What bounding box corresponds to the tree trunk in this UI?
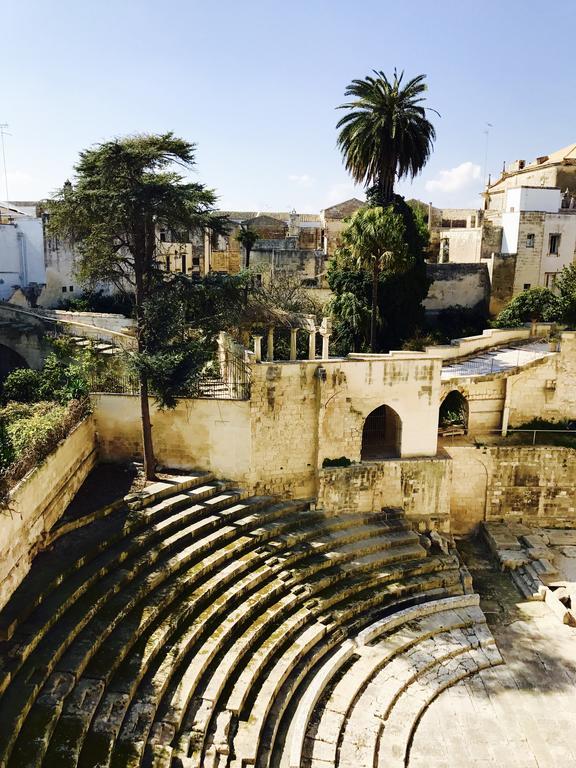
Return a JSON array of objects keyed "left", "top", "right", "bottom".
[
  {"left": 134, "top": 225, "right": 156, "bottom": 481},
  {"left": 243, "top": 245, "right": 252, "bottom": 307},
  {"left": 370, "top": 259, "right": 379, "bottom": 352}
]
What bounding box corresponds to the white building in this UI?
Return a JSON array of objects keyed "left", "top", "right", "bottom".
[
  {"left": 499, "top": 186, "right": 576, "bottom": 292},
  {"left": 0, "top": 203, "right": 46, "bottom": 302}
]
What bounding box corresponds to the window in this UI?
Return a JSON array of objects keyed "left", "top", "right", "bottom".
[
  {"left": 523, "top": 283, "right": 531, "bottom": 290},
  {"left": 160, "top": 230, "right": 167, "bottom": 243},
  {"left": 69, "top": 286, "right": 74, "bottom": 292},
  {"left": 545, "top": 272, "right": 557, "bottom": 288},
  {"left": 165, "top": 255, "right": 171, "bottom": 272},
  {"left": 62, "top": 286, "right": 67, "bottom": 293},
  {"left": 192, "top": 257, "right": 200, "bottom": 266},
  {"left": 549, "top": 234, "right": 561, "bottom": 255},
  {"left": 181, "top": 253, "right": 187, "bottom": 273},
  {"left": 526, "top": 233, "right": 535, "bottom": 248}
]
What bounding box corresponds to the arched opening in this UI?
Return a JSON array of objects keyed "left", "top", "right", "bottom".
[
  {"left": 439, "top": 390, "right": 469, "bottom": 434},
  {"left": 361, "top": 405, "right": 402, "bottom": 460},
  {"left": 0, "top": 344, "right": 30, "bottom": 384}
]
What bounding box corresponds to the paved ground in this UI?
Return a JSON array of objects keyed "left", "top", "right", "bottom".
[
  {"left": 408, "top": 541, "right": 576, "bottom": 767},
  {"left": 441, "top": 341, "right": 553, "bottom": 381}
]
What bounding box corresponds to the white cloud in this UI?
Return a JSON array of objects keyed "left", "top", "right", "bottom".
[
  {"left": 425, "top": 162, "right": 481, "bottom": 194},
  {"left": 1, "top": 169, "right": 46, "bottom": 201},
  {"left": 325, "top": 181, "right": 363, "bottom": 205},
  {"left": 288, "top": 173, "right": 314, "bottom": 188}
]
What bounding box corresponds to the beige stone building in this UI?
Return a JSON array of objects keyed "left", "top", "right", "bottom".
[{"left": 429, "top": 144, "right": 576, "bottom": 310}]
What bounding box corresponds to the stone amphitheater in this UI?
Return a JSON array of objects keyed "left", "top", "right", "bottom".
[
  {"left": 0, "top": 471, "right": 502, "bottom": 768},
  {"left": 2, "top": 315, "right": 576, "bottom": 766}
]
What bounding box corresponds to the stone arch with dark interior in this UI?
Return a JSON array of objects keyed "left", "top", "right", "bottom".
[
  {"left": 360, "top": 404, "right": 402, "bottom": 460},
  {"left": 0, "top": 344, "right": 29, "bottom": 384},
  {"left": 439, "top": 389, "right": 469, "bottom": 433}
]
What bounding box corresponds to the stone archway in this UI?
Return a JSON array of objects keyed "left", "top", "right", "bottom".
[
  {"left": 0, "top": 344, "right": 29, "bottom": 383},
  {"left": 361, "top": 405, "right": 402, "bottom": 460},
  {"left": 439, "top": 390, "right": 469, "bottom": 433}
]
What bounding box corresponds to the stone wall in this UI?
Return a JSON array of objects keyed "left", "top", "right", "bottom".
[
  {"left": 487, "top": 253, "right": 516, "bottom": 314},
  {"left": 92, "top": 395, "right": 252, "bottom": 483},
  {"left": 318, "top": 457, "right": 452, "bottom": 532},
  {"left": 424, "top": 263, "right": 489, "bottom": 314},
  {"left": 504, "top": 333, "right": 576, "bottom": 428},
  {"left": 447, "top": 445, "right": 576, "bottom": 533},
  {"left": 0, "top": 417, "right": 97, "bottom": 612},
  {"left": 247, "top": 355, "right": 443, "bottom": 497}
]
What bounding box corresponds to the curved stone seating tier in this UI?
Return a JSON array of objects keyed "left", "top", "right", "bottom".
[{"left": 0, "top": 474, "right": 497, "bottom": 768}]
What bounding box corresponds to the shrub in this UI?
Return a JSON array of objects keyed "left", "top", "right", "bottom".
[
  {"left": 493, "top": 288, "right": 562, "bottom": 328},
  {"left": 322, "top": 456, "right": 353, "bottom": 468},
  {"left": 2, "top": 368, "right": 43, "bottom": 403},
  {"left": 0, "top": 419, "right": 15, "bottom": 470}
]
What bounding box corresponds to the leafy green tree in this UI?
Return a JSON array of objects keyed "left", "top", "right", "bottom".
[
  {"left": 48, "top": 133, "right": 226, "bottom": 478},
  {"left": 327, "top": 211, "right": 430, "bottom": 354},
  {"left": 336, "top": 70, "right": 437, "bottom": 206},
  {"left": 493, "top": 287, "right": 562, "bottom": 328},
  {"left": 555, "top": 264, "right": 576, "bottom": 327},
  {"left": 2, "top": 369, "right": 43, "bottom": 403},
  {"left": 236, "top": 226, "right": 260, "bottom": 270},
  {"left": 338, "top": 206, "right": 408, "bottom": 351}
]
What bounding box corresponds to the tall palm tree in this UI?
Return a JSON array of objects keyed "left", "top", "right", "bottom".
[
  {"left": 340, "top": 206, "right": 408, "bottom": 351},
  {"left": 236, "top": 226, "right": 259, "bottom": 270},
  {"left": 337, "top": 70, "right": 437, "bottom": 205}
]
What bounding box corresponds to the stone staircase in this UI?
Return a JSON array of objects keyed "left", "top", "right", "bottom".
[{"left": 0, "top": 474, "right": 500, "bottom": 768}]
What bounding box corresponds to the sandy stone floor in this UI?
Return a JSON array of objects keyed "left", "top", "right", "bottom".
[{"left": 408, "top": 546, "right": 576, "bottom": 767}]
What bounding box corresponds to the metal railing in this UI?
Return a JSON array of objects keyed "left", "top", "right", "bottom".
[
  {"left": 438, "top": 428, "right": 576, "bottom": 448},
  {"left": 90, "top": 352, "right": 252, "bottom": 401},
  {"left": 441, "top": 344, "right": 554, "bottom": 380}
]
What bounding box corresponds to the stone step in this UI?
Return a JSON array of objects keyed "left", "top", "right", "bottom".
[
  {"left": 338, "top": 631, "right": 501, "bottom": 768},
  {"left": 0, "top": 478, "right": 482, "bottom": 768},
  {"left": 375, "top": 644, "right": 503, "bottom": 768},
  {"left": 0, "top": 492, "right": 280, "bottom": 763},
  {"left": 304, "top": 603, "right": 487, "bottom": 768},
  {"left": 117, "top": 529, "right": 425, "bottom": 763},
  {"left": 0, "top": 472, "right": 217, "bottom": 642},
  {"left": 0, "top": 486, "right": 245, "bottom": 697},
  {"left": 38, "top": 501, "right": 319, "bottom": 766},
  {"left": 7, "top": 499, "right": 310, "bottom": 768},
  {"left": 287, "top": 640, "right": 357, "bottom": 768},
  {"left": 228, "top": 568, "right": 464, "bottom": 768}
]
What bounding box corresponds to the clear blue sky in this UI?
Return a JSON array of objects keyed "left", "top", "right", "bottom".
[{"left": 2, "top": 0, "right": 573, "bottom": 212}]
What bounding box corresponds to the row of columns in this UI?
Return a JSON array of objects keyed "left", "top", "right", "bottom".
[{"left": 252, "top": 320, "right": 332, "bottom": 362}]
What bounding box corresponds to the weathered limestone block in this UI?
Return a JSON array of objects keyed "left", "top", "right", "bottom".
[{"left": 497, "top": 549, "right": 530, "bottom": 570}]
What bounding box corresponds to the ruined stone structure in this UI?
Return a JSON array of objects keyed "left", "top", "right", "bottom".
[{"left": 1, "top": 307, "right": 576, "bottom": 766}]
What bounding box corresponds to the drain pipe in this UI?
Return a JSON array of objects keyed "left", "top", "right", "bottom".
[{"left": 17, "top": 229, "right": 28, "bottom": 287}]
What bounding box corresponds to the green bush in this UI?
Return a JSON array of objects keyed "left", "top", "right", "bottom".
[
  {"left": 0, "top": 419, "right": 15, "bottom": 470},
  {"left": 493, "top": 288, "right": 562, "bottom": 328},
  {"left": 2, "top": 368, "right": 43, "bottom": 403},
  {"left": 322, "top": 456, "right": 353, "bottom": 468},
  {"left": 1, "top": 401, "right": 69, "bottom": 460}
]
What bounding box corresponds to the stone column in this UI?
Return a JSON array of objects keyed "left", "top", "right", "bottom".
[
  {"left": 319, "top": 317, "right": 332, "bottom": 360},
  {"left": 308, "top": 329, "right": 316, "bottom": 360},
  {"left": 267, "top": 327, "right": 274, "bottom": 362},
  {"left": 290, "top": 328, "right": 298, "bottom": 361},
  {"left": 252, "top": 335, "right": 263, "bottom": 362},
  {"left": 321, "top": 332, "right": 330, "bottom": 360}
]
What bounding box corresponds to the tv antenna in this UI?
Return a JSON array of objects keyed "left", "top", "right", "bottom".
[
  {"left": 482, "top": 122, "right": 494, "bottom": 188},
  {"left": 0, "top": 124, "right": 10, "bottom": 203}
]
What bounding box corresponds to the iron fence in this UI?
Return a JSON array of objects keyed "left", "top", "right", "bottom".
[
  {"left": 90, "top": 353, "right": 252, "bottom": 401},
  {"left": 438, "top": 428, "right": 576, "bottom": 448}
]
